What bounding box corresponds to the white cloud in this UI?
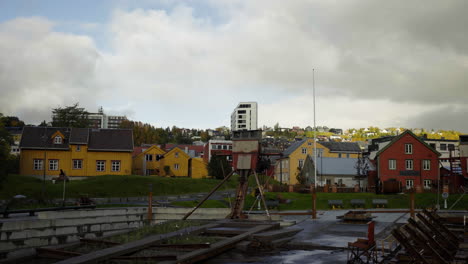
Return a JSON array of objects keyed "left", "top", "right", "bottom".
[
  {"left": 0, "top": 17, "right": 101, "bottom": 123},
  {"left": 1, "top": 1, "right": 468, "bottom": 131}
]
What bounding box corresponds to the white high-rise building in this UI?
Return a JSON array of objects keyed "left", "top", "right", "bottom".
[{"left": 230, "top": 102, "right": 258, "bottom": 131}]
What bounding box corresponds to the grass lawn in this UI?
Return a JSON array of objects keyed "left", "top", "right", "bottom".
[
  {"left": 172, "top": 192, "right": 468, "bottom": 211},
  {"left": 0, "top": 174, "right": 243, "bottom": 200}
]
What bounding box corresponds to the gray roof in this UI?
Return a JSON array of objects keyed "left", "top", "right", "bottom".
[
  {"left": 282, "top": 139, "right": 306, "bottom": 157},
  {"left": 20, "top": 127, "right": 133, "bottom": 152},
  {"left": 20, "top": 127, "right": 70, "bottom": 150},
  {"left": 316, "top": 157, "right": 358, "bottom": 176},
  {"left": 70, "top": 128, "right": 89, "bottom": 144},
  {"left": 319, "top": 142, "right": 361, "bottom": 153}
]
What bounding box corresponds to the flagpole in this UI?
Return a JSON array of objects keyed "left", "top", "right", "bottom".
[{"left": 313, "top": 69, "right": 317, "bottom": 187}]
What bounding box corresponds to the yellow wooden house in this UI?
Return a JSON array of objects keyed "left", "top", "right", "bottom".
[
  {"left": 274, "top": 138, "right": 362, "bottom": 185},
  {"left": 20, "top": 127, "right": 133, "bottom": 178},
  {"left": 132, "top": 145, "right": 166, "bottom": 176},
  {"left": 132, "top": 145, "right": 208, "bottom": 178}
]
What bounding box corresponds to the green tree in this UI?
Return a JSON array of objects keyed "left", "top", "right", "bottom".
[
  {"left": 0, "top": 114, "right": 14, "bottom": 188},
  {"left": 0, "top": 116, "right": 25, "bottom": 127},
  {"left": 207, "top": 155, "right": 232, "bottom": 179},
  {"left": 52, "top": 103, "right": 90, "bottom": 128}
]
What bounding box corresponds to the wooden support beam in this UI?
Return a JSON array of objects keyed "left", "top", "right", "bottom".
[
  {"left": 407, "top": 218, "right": 454, "bottom": 259},
  {"left": 54, "top": 222, "right": 220, "bottom": 264},
  {"left": 36, "top": 248, "right": 81, "bottom": 260},
  {"left": 79, "top": 238, "right": 120, "bottom": 246},
  {"left": 391, "top": 228, "right": 429, "bottom": 264},
  {"left": 402, "top": 224, "right": 448, "bottom": 263},
  {"left": 176, "top": 223, "right": 279, "bottom": 264}
]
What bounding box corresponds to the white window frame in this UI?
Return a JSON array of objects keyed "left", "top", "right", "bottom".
[
  {"left": 298, "top": 159, "right": 304, "bottom": 168},
  {"left": 406, "top": 179, "right": 414, "bottom": 189},
  {"left": 423, "top": 160, "right": 430, "bottom": 170},
  {"left": 145, "top": 154, "right": 152, "bottom": 161},
  {"left": 111, "top": 160, "right": 121, "bottom": 172},
  {"left": 405, "top": 159, "right": 413, "bottom": 170},
  {"left": 301, "top": 148, "right": 307, "bottom": 154},
  {"left": 405, "top": 144, "right": 413, "bottom": 154},
  {"left": 175, "top": 152, "right": 179, "bottom": 158},
  {"left": 73, "top": 159, "right": 82, "bottom": 169},
  {"left": 174, "top": 163, "right": 180, "bottom": 170},
  {"left": 54, "top": 136, "right": 62, "bottom": 144},
  {"left": 76, "top": 145, "right": 81, "bottom": 151},
  {"left": 423, "top": 179, "right": 431, "bottom": 189},
  {"left": 34, "top": 159, "right": 43, "bottom": 170},
  {"left": 49, "top": 159, "right": 58, "bottom": 171},
  {"left": 96, "top": 160, "right": 105, "bottom": 172},
  {"left": 389, "top": 159, "right": 396, "bottom": 170}
]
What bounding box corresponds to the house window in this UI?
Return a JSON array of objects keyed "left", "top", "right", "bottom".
[
  {"left": 423, "top": 179, "right": 431, "bottom": 189},
  {"left": 73, "top": 159, "right": 82, "bottom": 169},
  {"left": 96, "top": 160, "right": 105, "bottom": 172},
  {"left": 301, "top": 148, "right": 307, "bottom": 154},
  {"left": 145, "top": 154, "right": 153, "bottom": 161},
  {"left": 405, "top": 144, "right": 413, "bottom": 154},
  {"left": 406, "top": 179, "right": 414, "bottom": 189},
  {"left": 298, "top": 159, "right": 304, "bottom": 168},
  {"left": 54, "top": 136, "right": 62, "bottom": 144},
  {"left": 423, "top": 160, "right": 430, "bottom": 170},
  {"left": 76, "top": 145, "right": 81, "bottom": 151},
  {"left": 49, "top": 160, "right": 58, "bottom": 171},
  {"left": 405, "top": 159, "right": 413, "bottom": 170},
  {"left": 429, "top": 143, "right": 436, "bottom": 150},
  {"left": 338, "top": 153, "right": 342, "bottom": 158},
  {"left": 175, "top": 152, "right": 179, "bottom": 158},
  {"left": 308, "top": 142, "right": 312, "bottom": 146},
  {"left": 111, "top": 161, "right": 121, "bottom": 172},
  {"left": 346, "top": 154, "right": 350, "bottom": 158},
  {"left": 448, "top": 144, "right": 455, "bottom": 151},
  {"left": 174, "top": 163, "right": 180, "bottom": 170},
  {"left": 33, "top": 159, "right": 43, "bottom": 170},
  {"left": 389, "top": 159, "right": 396, "bottom": 170},
  {"left": 440, "top": 144, "right": 447, "bottom": 151},
  {"left": 223, "top": 145, "right": 227, "bottom": 150},
  {"left": 314, "top": 148, "right": 323, "bottom": 157}
]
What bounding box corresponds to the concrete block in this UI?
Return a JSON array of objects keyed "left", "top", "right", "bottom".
[
  {"left": 66, "top": 235, "right": 80, "bottom": 243},
  {"left": 0, "top": 241, "right": 17, "bottom": 252},
  {"left": 55, "top": 227, "right": 77, "bottom": 236},
  {"left": 101, "top": 223, "right": 112, "bottom": 231},
  {"left": 49, "top": 237, "right": 58, "bottom": 245},
  {"left": 1, "top": 219, "right": 52, "bottom": 231},
  {"left": 90, "top": 225, "right": 101, "bottom": 232},
  {"left": 84, "top": 233, "right": 96, "bottom": 239},
  {"left": 24, "top": 237, "right": 49, "bottom": 248}
]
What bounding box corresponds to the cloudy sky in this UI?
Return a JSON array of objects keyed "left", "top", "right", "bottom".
[{"left": 1, "top": 0, "right": 467, "bottom": 131}]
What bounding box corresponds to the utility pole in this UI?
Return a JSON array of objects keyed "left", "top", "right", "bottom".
[{"left": 313, "top": 69, "right": 317, "bottom": 187}]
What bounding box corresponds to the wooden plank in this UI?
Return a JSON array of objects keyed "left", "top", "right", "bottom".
[
  {"left": 36, "top": 248, "right": 81, "bottom": 259},
  {"left": 80, "top": 238, "right": 120, "bottom": 246},
  {"left": 176, "top": 223, "right": 279, "bottom": 264},
  {"left": 113, "top": 255, "right": 177, "bottom": 261},
  {"left": 151, "top": 243, "right": 211, "bottom": 249},
  {"left": 54, "top": 222, "right": 220, "bottom": 264},
  {"left": 252, "top": 227, "right": 302, "bottom": 242},
  {"left": 204, "top": 227, "right": 249, "bottom": 236}
]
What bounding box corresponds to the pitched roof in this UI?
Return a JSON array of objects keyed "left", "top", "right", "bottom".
[
  {"left": 20, "top": 127, "right": 133, "bottom": 152},
  {"left": 375, "top": 130, "right": 441, "bottom": 157},
  {"left": 316, "top": 157, "right": 359, "bottom": 176},
  {"left": 88, "top": 129, "right": 133, "bottom": 151},
  {"left": 20, "top": 127, "right": 70, "bottom": 150},
  {"left": 282, "top": 139, "right": 306, "bottom": 157},
  {"left": 69, "top": 128, "right": 89, "bottom": 144},
  {"left": 319, "top": 142, "right": 361, "bottom": 153}
]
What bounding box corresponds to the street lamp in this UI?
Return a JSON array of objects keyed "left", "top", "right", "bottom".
[{"left": 41, "top": 127, "right": 47, "bottom": 200}]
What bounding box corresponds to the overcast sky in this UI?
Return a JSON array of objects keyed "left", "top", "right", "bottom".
[{"left": 1, "top": 0, "right": 467, "bottom": 131}]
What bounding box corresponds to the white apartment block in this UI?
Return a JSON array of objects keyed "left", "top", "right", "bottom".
[{"left": 230, "top": 102, "right": 258, "bottom": 131}]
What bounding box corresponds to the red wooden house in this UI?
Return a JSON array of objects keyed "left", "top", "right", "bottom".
[{"left": 374, "top": 130, "right": 441, "bottom": 191}]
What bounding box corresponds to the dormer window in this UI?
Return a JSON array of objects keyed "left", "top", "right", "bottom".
[{"left": 54, "top": 136, "right": 62, "bottom": 144}]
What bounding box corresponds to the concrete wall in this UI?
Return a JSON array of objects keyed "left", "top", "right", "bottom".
[{"left": 0, "top": 207, "right": 234, "bottom": 259}]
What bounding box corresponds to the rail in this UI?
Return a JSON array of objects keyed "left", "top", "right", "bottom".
[{"left": 2, "top": 205, "right": 96, "bottom": 218}]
